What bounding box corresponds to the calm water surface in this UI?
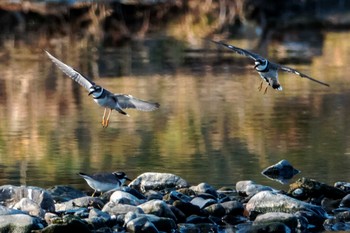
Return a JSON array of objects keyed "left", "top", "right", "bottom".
[{"left": 0, "top": 32, "right": 349, "bottom": 192}]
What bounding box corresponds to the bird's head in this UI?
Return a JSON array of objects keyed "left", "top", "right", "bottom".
[
  {"left": 113, "top": 172, "right": 132, "bottom": 184},
  {"left": 88, "top": 85, "right": 103, "bottom": 97},
  {"left": 254, "top": 59, "right": 268, "bottom": 71}
]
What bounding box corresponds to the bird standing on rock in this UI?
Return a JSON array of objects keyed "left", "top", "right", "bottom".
[
  {"left": 45, "top": 51, "right": 160, "bottom": 127},
  {"left": 210, "top": 40, "right": 330, "bottom": 93},
  {"left": 79, "top": 171, "right": 131, "bottom": 196}
]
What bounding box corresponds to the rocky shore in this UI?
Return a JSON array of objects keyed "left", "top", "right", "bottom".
[{"left": 0, "top": 172, "right": 350, "bottom": 233}]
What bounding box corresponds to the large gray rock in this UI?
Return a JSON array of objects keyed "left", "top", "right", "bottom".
[
  {"left": 129, "top": 172, "right": 189, "bottom": 192},
  {"left": 139, "top": 200, "right": 177, "bottom": 221},
  {"left": 246, "top": 191, "right": 327, "bottom": 218},
  {"left": 0, "top": 214, "right": 44, "bottom": 233},
  {"left": 14, "top": 198, "right": 45, "bottom": 218},
  {"left": 0, "top": 185, "right": 54, "bottom": 212}
]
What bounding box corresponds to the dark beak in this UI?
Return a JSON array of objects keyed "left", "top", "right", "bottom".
[
  {"left": 254, "top": 63, "right": 259, "bottom": 69},
  {"left": 125, "top": 176, "right": 132, "bottom": 181},
  {"left": 88, "top": 90, "right": 95, "bottom": 96}
]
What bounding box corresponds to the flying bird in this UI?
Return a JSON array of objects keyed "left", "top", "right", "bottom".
[
  {"left": 210, "top": 40, "right": 329, "bottom": 93},
  {"left": 45, "top": 51, "right": 160, "bottom": 127}
]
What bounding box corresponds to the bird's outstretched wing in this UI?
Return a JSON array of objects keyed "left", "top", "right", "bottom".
[
  {"left": 45, "top": 50, "right": 95, "bottom": 91},
  {"left": 210, "top": 40, "right": 265, "bottom": 61},
  {"left": 277, "top": 64, "right": 330, "bottom": 87},
  {"left": 115, "top": 94, "right": 160, "bottom": 111}
]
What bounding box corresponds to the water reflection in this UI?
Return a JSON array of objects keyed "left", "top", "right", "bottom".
[{"left": 0, "top": 32, "right": 349, "bottom": 192}]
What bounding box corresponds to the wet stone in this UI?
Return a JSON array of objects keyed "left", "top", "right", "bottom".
[
  {"left": 334, "top": 182, "right": 350, "bottom": 193},
  {"left": 186, "top": 215, "right": 214, "bottom": 224},
  {"left": 168, "top": 190, "right": 192, "bottom": 203},
  {"left": 246, "top": 191, "right": 328, "bottom": 219},
  {"left": 0, "top": 185, "right": 55, "bottom": 212},
  {"left": 47, "top": 185, "right": 86, "bottom": 202},
  {"left": 88, "top": 208, "right": 111, "bottom": 221},
  {"left": 177, "top": 188, "right": 196, "bottom": 197},
  {"left": 253, "top": 212, "right": 305, "bottom": 231},
  {"left": 110, "top": 190, "right": 142, "bottom": 205},
  {"left": 122, "top": 187, "right": 147, "bottom": 200},
  {"left": 261, "top": 159, "right": 300, "bottom": 184},
  {"left": 190, "top": 196, "right": 216, "bottom": 209},
  {"left": 323, "top": 216, "right": 350, "bottom": 232},
  {"left": 237, "top": 222, "right": 292, "bottom": 233},
  {"left": 235, "top": 180, "right": 275, "bottom": 197},
  {"left": 128, "top": 172, "right": 189, "bottom": 192},
  {"left": 14, "top": 197, "right": 45, "bottom": 218},
  {"left": 169, "top": 205, "right": 186, "bottom": 222},
  {"left": 0, "top": 214, "right": 45, "bottom": 233},
  {"left": 204, "top": 203, "right": 225, "bottom": 217},
  {"left": 0, "top": 205, "right": 25, "bottom": 215},
  {"left": 45, "top": 212, "right": 60, "bottom": 225},
  {"left": 40, "top": 218, "right": 91, "bottom": 233},
  {"left": 288, "top": 177, "right": 347, "bottom": 200},
  {"left": 55, "top": 196, "right": 104, "bottom": 211},
  {"left": 173, "top": 200, "right": 201, "bottom": 217},
  {"left": 102, "top": 202, "right": 143, "bottom": 216},
  {"left": 124, "top": 212, "right": 176, "bottom": 232},
  {"left": 340, "top": 194, "right": 350, "bottom": 208},
  {"left": 220, "top": 200, "right": 244, "bottom": 216},
  {"left": 222, "top": 215, "right": 247, "bottom": 225},
  {"left": 125, "top": 216, "right": 159, "bottom": 233},
  {"left": 190, "top": 183, "right": 218, "bottom": 198},
  {"left": 138, "top": 199, "right": 177, "bottom": 221},
  {"left": 178, "top": 223, "right": 218, "bottom": 233},
  {"left": 321, "top": 197, "right": 341, "bottom": 212},
  {"left": 145, "top": 190, "right": 163, "bottom": 201}
]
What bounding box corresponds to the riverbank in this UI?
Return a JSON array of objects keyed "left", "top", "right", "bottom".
[
  {"left": 0, "top": 172, "right": 349, "bottom": 232},
  {"left": 0, "top": 0, "right": 349, "bottom": 47}
]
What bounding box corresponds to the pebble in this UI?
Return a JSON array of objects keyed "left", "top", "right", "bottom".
[{"left": 0, "top": 172, "right": 349, "bottom": 232}]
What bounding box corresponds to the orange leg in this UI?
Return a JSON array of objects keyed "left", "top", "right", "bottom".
[
  {"left": 258, "top": 81, "right": 263, "bottom": 91},
  {"left": 264, "top": 85, "right": 268, "bottom": 94},
  {"left": 102, "top": 108, "right": 107, "bottom": 127},
  {"left": 103, "top": 109, "right": 112, "bottom": 128}
]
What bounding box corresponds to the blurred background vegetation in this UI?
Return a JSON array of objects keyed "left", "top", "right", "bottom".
[{"left": 0, "top": 0, "right": 349, "bottom": 48}]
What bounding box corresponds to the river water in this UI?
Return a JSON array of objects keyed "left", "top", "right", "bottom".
[{"left": 0, "top": 31, "right": 349, "bottom": 192}]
